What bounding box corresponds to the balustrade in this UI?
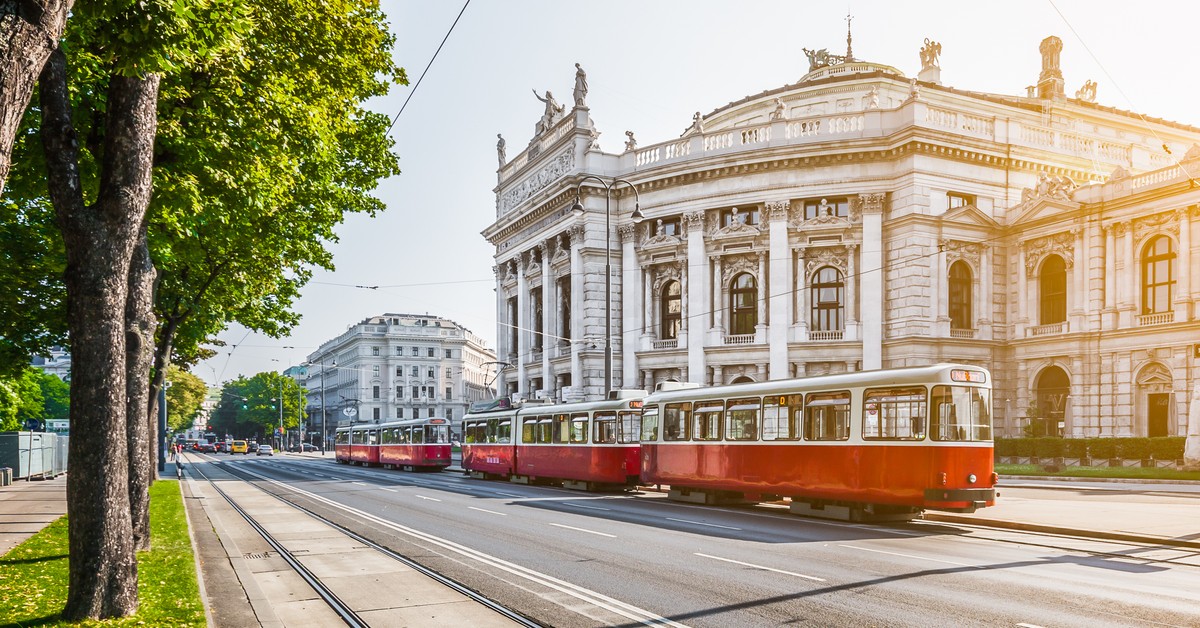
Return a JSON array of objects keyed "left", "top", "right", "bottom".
[
  {"left": 722, "top": 333, "right": 755, "bottom": 345},
  {"left": 949, "top": 328, "right": 977, "bottom": 339},
  {"left": 1136, "top": 312, "right": 1174, "bottom": 326},
  {"left": 1026, "top": 321, "right": 1069, "bottom": 337},
  {"left": 651, "top": 339, "right": 678, "bottom": 350},
  {"left": 740, "top": 125, "right": 770, "bottom": 145},
  {"left": 704, "top": 132, "right": 734, "bottom": 151},
  {"left": 809, "top": 330, "right": 844, "bottom": 341}
]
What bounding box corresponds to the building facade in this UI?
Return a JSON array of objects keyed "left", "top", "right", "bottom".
[
  {"left": 303, "top": 313, "right": 496, "bottom": 441},
  {"left": 483, "top": 36, "right": 1200, "bottom": 439},
  {"left": 30, "top": 346, "right": 71, "bottom": 381}
]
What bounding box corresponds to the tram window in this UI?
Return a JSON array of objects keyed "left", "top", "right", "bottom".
[
  {"left": 571, "top": 413, "right": 589, "bottom": 443},
  {"left": 553, "top": 414, "right": 571, "bottom": 444},
  {"left": 641, "top": 406, "right": 660, "bottom": 441},
  {"left": 536, "top": 417, "right": 552, "bottom": 444},
  {"left": 663, "top": 402, "right": 691, "bottom": 441},
  {"left": 863, "top": 387, "right": 927, "bottom": 440},
  {"left": 486, "top": 418, "right": 498, "bottom": 443},
  {"left": 464, "top": 423, "right": 477, "bottom": 443},
  {"left": 692, "top": 400, "right": 723, "bottom": 441},
  {"left": 410, "top": 427, "right": 424, "bottom": 444},
  {"left": 931, "top": 385, "right": 992, "bottom": 441},
  {"left": 428, "top": 425, "right": 449, "bottom": 444},
  {"left": 521, "top": 416, "right": 536, "bottom": 443},
  {"left": 618, "top": 411, "right": 640, "bottom": 444},
  {"left": 761, "top": 395, "right": 801, "bottom": 440},
  {"left": 725, "top": 397, "right": 760, "bottom": 441},
  {"left": 594, "top": 411, "right": 617, "bottom": 444},
  {"left": 498, "top": 419, "right": 511, "bottom": 443},
  {"left": 398, "top": 426, "right": 410, "bottom": 444},
  {"left": 805, "top": 391, "right": 850, "bottom": 441}
]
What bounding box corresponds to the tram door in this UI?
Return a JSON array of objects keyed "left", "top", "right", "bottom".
[{"left": 1147, "top": 393, "right": 1169, "bottom": 437}]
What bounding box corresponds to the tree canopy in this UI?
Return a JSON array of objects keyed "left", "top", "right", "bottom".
[
  {"left": 165, "top": 365, "right": 207, "bottom": 433},
  {"left": 211, "top": 372, "right": 305, "bottom": 440}
]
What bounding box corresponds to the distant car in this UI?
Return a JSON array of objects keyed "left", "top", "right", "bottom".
[
  {"left": 213, "top": 442, "right": 226, "bottom": 453},
  {"left": 197, "top": 442, "right": 216, "bottom": 453},
  {"left": 256, "top": 444, "right": 274, "bottom": 456},
  {"left": 231, "top": 440, "right": 249, "bottom": 454},
  {"left": 300, "top": 443, "right": 318, "bottom": 452}
]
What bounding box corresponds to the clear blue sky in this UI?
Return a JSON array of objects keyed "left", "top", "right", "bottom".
[{"left": 198, "top": 0, "right": 1200, "bottom": 385}]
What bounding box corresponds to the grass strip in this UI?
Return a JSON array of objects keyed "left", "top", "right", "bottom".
[
  {"left": 997, "top": 463, "right": 1200, "bottom": 481},
  {"left": 0, "top": 479, "right": 204, "bottom": 627}
]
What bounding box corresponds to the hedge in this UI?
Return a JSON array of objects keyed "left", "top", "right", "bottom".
[{"left": 993, "top": 436, "right": 1185, "bottom": 460}]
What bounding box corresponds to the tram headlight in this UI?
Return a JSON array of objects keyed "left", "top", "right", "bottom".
[
  {"left": 939, "top": 472, "right": 947, "bottom": 486},
  {"left": 967, "top": 473, "right": 977, "bottom": 484}
]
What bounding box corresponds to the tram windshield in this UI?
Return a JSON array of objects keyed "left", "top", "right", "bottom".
[
  {"left": 425, "top": 424, "right": 449, "bottom": 444},
  {"left": 931, "top": 385, "right": 992, "bottom": 441}
]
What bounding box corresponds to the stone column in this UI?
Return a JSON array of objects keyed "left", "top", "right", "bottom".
[
  {"left": 643, "top": 266, "right": 653, "bottom": 341},
  {"left": 846, "top": 244, "right": 859, "bottom": 340},
  {"left": 859, "top": 193, "right": 885, "bottom": 370},
  {"left": 930, "top": 239, "right": 944, "bottom": 335},
  {"left": 767, "top": 201, "right": 790, "bottom": 380},
  {"left": 539, "top": 243, "right": 553, "bottom": 397},
  {"left": 755, "top": 250, "right": 768, "bottom": 342},
  {"left": 1176, "top": 208, "right": 1191, "bottom": 321},
  {"left": 1103, "top": 224, "right": 1116, "bottom": 329},
  {"left": 569, "top": 225, "right": 585, "bottom": 394},
  {"left": 685, "top": 211, "right": 707, "bottom": 383},
  {"left": 642, "top": 369, "right": 654, "bottom": 391},
  {"left": 1017, "top": 245, "right": 1028, "bottom": 327},
  {"left": 494, "top": 264, "right": 508, "bottom": 395},
  {"left": 516, "top": 253, "right": 529, "bottom": 396},
  {"left": 1119, "top": 221, "right": 1134, "bottom": 327},
  {"left": 796, "top": 246, "right": 809, "bottom": 340},
  {"left": 979, "top": 245, "right": 992, "bottom": 339},
  {"left": 711, "top": 364, "right": 723, "bottom": 387},
  {"left": 712, "top": 254, "right": 724, "bottom": 332},
  {"left": 1071, "top": 227, "right": 1086, "bottom": 325},
  {"left": 680, "top": 261, "right": 689, "bottom": 345},
  {"left": 620, "top": 223, "right": 639, "bottom": 390}
]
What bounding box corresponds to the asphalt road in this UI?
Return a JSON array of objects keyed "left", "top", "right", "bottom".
[{"left": 213, "top": 454, "right": 1200, "bottom": 627}]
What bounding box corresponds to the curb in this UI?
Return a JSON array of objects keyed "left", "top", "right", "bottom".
[
  {"left": 923, "top": 513, "right": 1200, "bottom": 550},
  {"left": 1000, "top": 474, "right": 1200, "bottom": 486}
]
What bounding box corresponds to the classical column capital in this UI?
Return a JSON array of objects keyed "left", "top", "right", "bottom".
[
  {"left": 618, "top": 222, "right": 638, "bottom": 243},
  {"left": 858, "top": 192, "right": 886, "bottom": 215},
  {"left": 567, "top": 224, "right": 586, "bottom": 246},
  {"left": 765, "top": 200, "right": 790, "bottom": 222}
]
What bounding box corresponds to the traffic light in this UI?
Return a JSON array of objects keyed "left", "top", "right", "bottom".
[{"left": 241, "top": 403, "right": 247, "bottom": 409}]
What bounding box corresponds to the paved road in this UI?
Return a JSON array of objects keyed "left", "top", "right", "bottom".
[{"left": 215, "top": 454, "right": 1200, "bottom": 627}]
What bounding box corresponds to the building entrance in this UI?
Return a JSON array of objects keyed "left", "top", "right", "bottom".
[{"left": 1148, "top": 393, "right": 1170, "bottom": 437}]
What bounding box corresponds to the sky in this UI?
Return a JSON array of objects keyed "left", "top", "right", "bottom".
[{"left": 197, "top": 0, "right": 1200, "bottom": 386}]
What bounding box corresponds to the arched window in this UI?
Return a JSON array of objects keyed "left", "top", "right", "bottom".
[
  {"left": 1141, "top": 236, "right": 1174, "bottom": 314},
  {"left": 948, "top": 260, "right": 973, "bottom": 330},
  {"left": 810, "top": 267, "right": 844, "bottom": 331},
  {"left": 729, "top": 273, "right": 757, "bottom": 335},
  {"left": 1038, "top": 255, "right": 1066, "bottom": 325},
  {"left": 1033, "top": 366, "right": 1070, "bottom": 437},
  {"left": 660, "top": 281, "right": 681, "bottom": 340}
]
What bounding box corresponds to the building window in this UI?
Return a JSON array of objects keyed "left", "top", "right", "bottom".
[
  {"left": 720, "top": 206, "right": 759, "bottom": 227},
  {"left": 395, "top": 367, "right": 402, "bottom": 376},
  {"left": 948, "top": 260, "right": 973, "bottom": 330},
  {"left": 427, "top": 408, "right": 435, "bottom": 418},
  {"left": 444, "top": 349, "right": 452, "bottom": 358},
  {"left": 506, "top": 296, "right": 518, "bottom": 356},
  {"left": 427, "top": 347, "right": 435, "bottom": 357},
  {"left": 411, "top": 366, "right": 418, "bottom": 377},
  {"left": 411, "top": 385, "right": 419, "bottom": 398},
  {"left": 372, "top": 365, "right": 379, "bottom": 374},
  {"left": 803, "top": 197, "right": 849, "bottom": 220},
  {"left": 1039, "top": 255, "right": 1067, "bottom": 325},
  {"left": 396, "top": 386, "right": 403, "bottom": 399},
  {"left": 427, "top": 368, "right": 434, "bottom": 379},
  {"left": 396, "top": 408, "right": 403, "bottom": 419},
  {"left": 445, "top": 386, "right": 452, "bottom": 400},
  {"left": 411, "top": 346, "right": 419, "bottom": 356},
  {"left": 371, "top": 346, "right": 379, "bottom": 356},
  {"left": 729, "top": 273, "right": 757, "bottom": 335},
  {"left": 372, "top": 407, "right": 380, "bottom": 421},
  {"left": 947, "top": 192, "right": 975, "bottom": 208},
  {"left": 810, "top": 266, "right": 844, "bottom": 331},
  {"left": 396, "top": 347, "right": 403, "bottom": 355},
  {"left": 531, "top": 289, "right": 543, "bottom": 351},
  {"left": 446, "top": 409, "right": 453, "bottom": 421},
  {"left": 557, "top": 277, "right": 571, "bottom": 343},
  {"left": 1141, "top": 236, "right": 1174, "bottom": 314},
  {"left": 445, "top": 368, "right": 451, "bottom": 378},
  {"left": 372, "top": 386, "right": 380, "bottom": 399},
  {"left": 661, "top": 280, "right": 681, "bottom": 340},
  {"left": 650, "top": 216, "right": 681, "bottom": 237}
]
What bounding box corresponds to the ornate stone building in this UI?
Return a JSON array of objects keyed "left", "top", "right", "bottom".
[{"left": 482, "top": 37, "right": 1200, "bottom": 438}]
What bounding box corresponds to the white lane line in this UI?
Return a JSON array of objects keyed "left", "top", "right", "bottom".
[
  {"left": 416, "top": 495, "right": 442, "bottom": 502},
  {"left": 695, "top": 553, "right": 826, "bottom": 582},
  {"left": 468, "top": 506, "right": 507, "bottom": 516},
  {"left": 565, "top": 502, "right": 611, "bottom": 511},
  {"left": 550, "top": 523, "right": 617, "bottom": 538},
  {"left": 493, "top": 491, "right": 523, "bottom": 498},
  {"left": 380, "top": 487, "right": 398, "bottom": 492},
  {"left": 1016, "top": 624, "right": 1048, "bottom": 628},
  {"left": 666, "top": 517, "right": 742, "bottom": 531},
  {"left": 838, "top": 544, "right": 985, "bottom": 569},
  {"left": 351, "top": 482, "right": 369, "bottom": 486}
]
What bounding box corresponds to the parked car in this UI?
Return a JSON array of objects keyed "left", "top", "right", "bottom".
[
  {"left": 213, "top": 441, "right": 226, "bottom": 453},
  {"left": 230, "top": 440, "right": 249, "bottom": 454},
  {"left": 256, "top": 444, "right": 274, "bottom": 456},
  {"left": 300, "top": 443, "right": 318, "bottom": 452}
]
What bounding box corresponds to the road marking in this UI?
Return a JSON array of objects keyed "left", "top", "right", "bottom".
[
  {"left": 565, "top": 502, "right": 611, "bottom": 511},
  {"left": 380, "top": 488, "right": 397, "bottom": 492},
  {"left": 666, "top": 517, "right": 742, "bottom": 530},
  {"left": 695, "top": 553, "right": 826, "bottom": 582},
  {"left": 468, "top": 506, "right": 507, "bottom": 516},
  {"left": 351, "top": 482, "right": 369, "bottom": 486},
  {"left": 416, "top": 495, "right": 441, "bottom": 502},
  {"left": 550, "top": 523, "right": 616, "bottom": 538},
  {"left": 838, "top": 544, "right": 985, "bottom": 569},
  {"left": 1016, "top": 624, "right": 1048, "bottom": 628}
]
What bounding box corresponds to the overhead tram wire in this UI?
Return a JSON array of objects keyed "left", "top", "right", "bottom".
[{"left": 384, "top": 0, "right": 471, "bottom": 137}]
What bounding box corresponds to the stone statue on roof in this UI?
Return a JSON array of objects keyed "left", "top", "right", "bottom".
[
  {"left": 624, "top": 130, "right": 637, "bottom": 152},
  {"left": 1075, "top": 79, "right": 1097, "bottom": 103},
  {"left": 496, "top": 134, "right": 506, "bottom": 167},
  {"left": 919, "top": 38, "right": 942, "bottom": 69},
  {"left": 573, "top": 63, "right": 588, "bottom": 107},
  {"left": 803, "top": 47, "right": 831, "bottom": 72},
  {"left": 533, "top": 89, "right": 565, "bottom": 134}
]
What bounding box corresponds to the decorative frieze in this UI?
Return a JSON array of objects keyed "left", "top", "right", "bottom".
[
  {"left": 942, "top": 239, "right": 983, "bottom": 269},
  {"left": 720, "top": 253, "right": 760, "bottom": 285},
  {"left": 652, "top": 263, "right": 682, "bottom": 292},
  {"left": 803, "top": 245, "right": 849, "bottom": 278},
  {"left": 1023, "top": 231, "right": 1074, "bottom": 276},
  {"left": 1133, "top": 211, "right": 1180, "bottom": 242},
  {"left": 498, "top": 147, "right": 575, "bottom": 215}
]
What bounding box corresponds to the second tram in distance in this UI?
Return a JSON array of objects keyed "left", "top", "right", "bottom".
[
  {"left": 639, "top": 363, "right": 996, "bottom": 520},
  {"left": 334, "top": 417, "right": 453, "bottom": 470}
]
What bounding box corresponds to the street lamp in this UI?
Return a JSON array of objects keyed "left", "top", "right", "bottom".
[{"left": 571, "top": 175, "right": 644, "bottom": 397}]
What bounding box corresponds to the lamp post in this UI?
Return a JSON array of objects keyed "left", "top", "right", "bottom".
[{"left": 571, "top": 176, "right": 644, "bottom": 397}]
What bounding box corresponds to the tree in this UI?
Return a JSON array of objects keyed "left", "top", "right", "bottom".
[
  {"left": 0, "top": 367, "right": 66, "bottom": 430},
  {"left": 212, "top": 372, "right": 303, "bottom": 439},
  {"left": 37, "top": 369, "right": 70, "bottom": 424},
  {"left": 164, "top": 365, "right": 206, "bottom": 433},
  {"left": 0, "top": 0, "right": 73, "bottom": 194}
]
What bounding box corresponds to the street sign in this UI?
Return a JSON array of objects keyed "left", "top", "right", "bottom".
[{"left": 342, "top": 407, "right": 357, "bottom": 417}]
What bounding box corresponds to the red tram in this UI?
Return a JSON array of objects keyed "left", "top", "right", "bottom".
[
  {"left": 639, "top": 363, "right": 996, "bottom": 521},
  {"left": 461, "top": 392, "right": 648, "bottom": 491},
  {"left": 334, "top": 418, "right": 452, "bottom": 470}
]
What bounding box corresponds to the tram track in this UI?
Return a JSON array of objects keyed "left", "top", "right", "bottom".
[{"left": 187, "top": 459, "right": 541, "bottom": 628}]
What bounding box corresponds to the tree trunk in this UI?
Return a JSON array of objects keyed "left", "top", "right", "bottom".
[
  {"left": 41, "top": 47, "right": 161, "bottom": 620},
  {"left": 0, "top": 0, "right": 74, "bottom": 194},
  {"left": 125, "top": 232, "right": 157, "bottom": 551}
]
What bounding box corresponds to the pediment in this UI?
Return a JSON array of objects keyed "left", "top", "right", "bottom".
[
  {"left": 942, "top": 204, "right": 1000, "bottom": 229},
  {"left": 1012, "top": 197, "right": 1078, "bottom": 226}
]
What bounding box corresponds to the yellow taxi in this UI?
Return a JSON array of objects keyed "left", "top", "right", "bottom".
[{"left": 230, "top": 440, "right": 249, "bottom": 455}]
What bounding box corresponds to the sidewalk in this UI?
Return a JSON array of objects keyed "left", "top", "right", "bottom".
[{"left": 4, "top": 467, "right": 1198, "bottom": 623}]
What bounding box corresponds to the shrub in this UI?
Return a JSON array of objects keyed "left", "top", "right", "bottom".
[
  {"left": 1063, "top": 439, "right": 1088, "bottom": 458},
  {"left": 1148, "top": 436, "right": 1185, "bottom": 460},
  {"left": 1032, "top": 437, "right": 1066, "bottom": 458},
  {"left": 1088, "top": 438, "right": 1116, "bottom": 459},
  {"left": 1115, "top": 437, "right": 1152, "bottom": 460}
]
